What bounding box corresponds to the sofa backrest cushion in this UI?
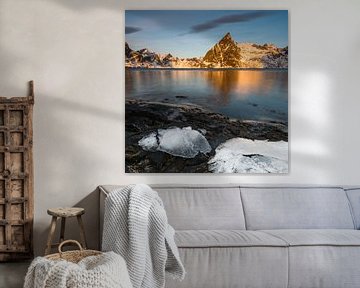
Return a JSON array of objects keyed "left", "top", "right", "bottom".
[
  {"left": 345, "top": 188, "right": 360, "bottom": 229},
  {"left": 240, "top": 187, "right": 355, "bottom": 230},
  {"left": 153, "top": 186, "right": 246, "bottom": 230}
]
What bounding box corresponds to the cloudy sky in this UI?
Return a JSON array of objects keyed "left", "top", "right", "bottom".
[{"left": 126, "top": 10, "right": 288, "bottom": 58}]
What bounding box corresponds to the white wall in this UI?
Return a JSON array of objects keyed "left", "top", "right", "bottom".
[{"left": 0, "top": 0, "right": 360, "bottom": 256}]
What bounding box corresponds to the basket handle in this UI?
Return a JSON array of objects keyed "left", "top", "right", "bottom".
[{"left": 58, "top": 240, "right": 83, "bottom": 255}]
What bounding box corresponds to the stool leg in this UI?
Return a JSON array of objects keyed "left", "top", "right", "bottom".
[
  {"left": 45, "top": 216, "right": 57, "bottom": 255},
  {"left": 60, "top": 217, "right": 66, "bottom": 243},
  {"left": 77, "top": 215, "right": 87, "bottom": 249}
]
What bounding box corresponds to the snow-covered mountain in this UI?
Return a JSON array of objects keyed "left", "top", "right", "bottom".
[
  {"left": 125, "top": 32, "right": 288, "bottom": 69},
  {"left": 125, "top": 43, "right": 202, "bottom": 68},
  {"left": 237, "top": 43, "right": 288, "bottom": 68}
]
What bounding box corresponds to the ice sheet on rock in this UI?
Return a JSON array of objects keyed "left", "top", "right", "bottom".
[
  {"left": 208, "top": 138, "right": 288, "bottom": 173},
  {"left": 138, "top": 127, "right": 211, "bottom": 158},
  {"left": 137, "top": 131, "right": 158, "bottom": 152}
]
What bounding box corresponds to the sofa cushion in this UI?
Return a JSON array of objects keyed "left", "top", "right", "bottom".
[
  {"left": 154, "top": 186, "right": 246, "bottom": 230},
  {"left": 175, "top": 230, "right": 287, "bottom": 248},
  {"left": 287, "top": 246, "right": 360, "bottom": 288},
  {"left": 165, "top": 247, "right": 288, "bottom": 288},
  {"left": 100, "top": 185, "right": 246, "bottom": 230},
  {"left": 241, "top": 187, "right": 355, "bottom": 230},
  {"left": 261, "top": 230, "right": 360, "bottom": 288},
  {"left": 262, "top": 229, "right": 360, "bottom": 246}
]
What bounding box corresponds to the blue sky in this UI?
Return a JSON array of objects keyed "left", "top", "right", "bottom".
[{"left": 126, "top": 10, "right": 288, "bottom": 58}]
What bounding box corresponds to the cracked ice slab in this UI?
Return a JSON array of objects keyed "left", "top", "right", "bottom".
[
  {"left": 208, "top": 138, "right": 288, "bottom": 173},
  {"left": 138, "top": 127, "right": 211, "bottom": 158}
]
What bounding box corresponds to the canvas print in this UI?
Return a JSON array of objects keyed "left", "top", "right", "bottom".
[{"left": 125, "top": 10, "right": 288, "bottom": 173}]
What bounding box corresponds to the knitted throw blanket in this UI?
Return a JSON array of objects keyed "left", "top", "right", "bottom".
[
  {"left": 102, "top": 184, "right": 185, "bottom": 288},
  {"left": 24, "top": 251, "right": 132, "bottom": 288}
]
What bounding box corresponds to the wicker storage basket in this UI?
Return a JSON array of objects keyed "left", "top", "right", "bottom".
[
  {"left": 45, "top": 240, "right": 102, "bottom": 263},
  {"left": 25, "top": 240, "right": 133, "bottom": 288}
]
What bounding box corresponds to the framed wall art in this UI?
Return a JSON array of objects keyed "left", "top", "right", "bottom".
[{"left": 125, "top": 10, "right": 288, "bottom": 173}]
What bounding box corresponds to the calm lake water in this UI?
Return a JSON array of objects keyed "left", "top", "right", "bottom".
[{"left": 126, "top": 69, "right": 288, "bottom": 123}]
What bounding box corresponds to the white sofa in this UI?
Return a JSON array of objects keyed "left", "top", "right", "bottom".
[{"left": 99, "top": 185, "right": 360, "bottom": 288}]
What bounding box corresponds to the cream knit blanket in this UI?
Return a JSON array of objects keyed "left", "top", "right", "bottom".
[
  {"left": 24, "top": 251, "right": 132, "bottom": 288},
  {"left": 102, "top": 184, "right": 185, "bottom": 288}
]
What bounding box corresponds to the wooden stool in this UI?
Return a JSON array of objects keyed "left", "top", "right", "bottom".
[{"left": 45, "top": 207, "right": 87, "bottom": 255}]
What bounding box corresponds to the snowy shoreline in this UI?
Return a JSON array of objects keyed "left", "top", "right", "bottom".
[
  {"left": 126, "top": 99, "right": 288, "bottom": 173},
  {"left": 138, "top": 127, "right": 288, "bottom": 173}
]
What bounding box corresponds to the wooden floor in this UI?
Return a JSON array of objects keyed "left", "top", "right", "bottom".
[{"left": 0, "top": 261, "right": 30, "bottom": 288}]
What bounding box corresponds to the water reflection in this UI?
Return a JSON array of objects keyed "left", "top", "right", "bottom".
[
  {"left": 126, "top": 69, "right": 288, "bottom": 123},
  {"left": 204, "top": 70, "right": 281, "bottom": 105}
]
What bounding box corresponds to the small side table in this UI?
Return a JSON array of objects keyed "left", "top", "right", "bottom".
[{"left": 45, "top": 207, "right": 87, "bottom": 255}]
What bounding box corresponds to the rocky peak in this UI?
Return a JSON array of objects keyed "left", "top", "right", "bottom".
[
  {"left": 218, "top": 32, "right": 239, "bottom": 52},
  {"left": 125, "top": 42, "right": 132, "bottom": 58},
  {"left": 162, "top": 53, "right": 174, "bottom": 63},
  {"left": 220, "top": 32, "right": 233, "bottom": 43},
  {"left": 203, "top": 32, "right": 242, "bottom": 68},
  {"left": 138, "top": 48, "right": 151, "bottom": 54}
]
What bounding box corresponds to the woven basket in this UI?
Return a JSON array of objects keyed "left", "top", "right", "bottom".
[{"left": 45, "top": 240, "right": 102, "bottom": 263}]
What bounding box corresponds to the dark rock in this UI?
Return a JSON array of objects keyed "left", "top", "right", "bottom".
[
  {"left": 163, "top": 53, "right": 174, "bottom": 64},
  {"left": 125, "top": 42, "right": 132, "bottom": 58}
]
